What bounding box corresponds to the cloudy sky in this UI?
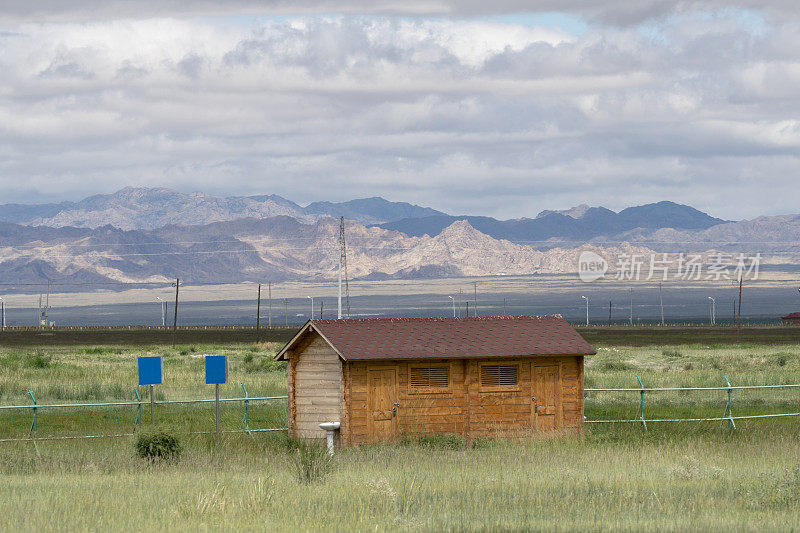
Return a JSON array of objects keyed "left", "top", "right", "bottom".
[{"left": 1, "top": 1, "right": 799, "bottom": 220}]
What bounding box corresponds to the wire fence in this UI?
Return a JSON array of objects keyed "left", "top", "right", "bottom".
[
  {"left": 3, "top": 377, "right": 800, "bottom": 442},
  {"left": 0, "top": 384, "right": 287, "bottom": 442},
  {"left": 585, "top": 376, "right": 800, "bottom": 428}
]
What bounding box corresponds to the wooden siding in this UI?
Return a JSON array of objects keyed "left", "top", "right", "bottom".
[
  {"left": 290, "top": 332, "right": 343, "bottom": 439},
  {"left": 343, "top": 356, "right": 584, "bottom": 445}
]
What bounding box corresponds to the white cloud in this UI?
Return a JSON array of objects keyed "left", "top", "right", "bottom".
[
  {"left": 0, "top": 10, "right": 799, "bottom": 220},
  {"left": 1, "top": 1, "right": 800, "bottom": 25}
]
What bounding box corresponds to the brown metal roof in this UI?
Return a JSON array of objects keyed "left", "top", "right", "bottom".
[
  {"left": 277, "top": 315, "right": 595, "bottom": 361},
  {"left": 782, "top": 312, "right": 800, "bottom": 320}
]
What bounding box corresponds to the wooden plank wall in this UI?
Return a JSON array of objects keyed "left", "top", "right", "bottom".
[
  {"left": 346, "top": 359, "right": 467, "bottom": 445},
  {"left": 466, "top": 358, "right": 532, "bottom": 439},
  {"left": 344, "top": 356, "right": 583, "bottom": 445},
  {"left": 291, "top": 333, "right": 343, "bottom": 439},
  {"left": 560, "top": 356, "right": 583, "bottom": 432}
]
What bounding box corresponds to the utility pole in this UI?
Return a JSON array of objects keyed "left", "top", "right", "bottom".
[
  {"left": 156, "top": 297, "right": 166, "bottom": 327},
  {"left": 284, "top": 298, "right": 288, "bottom": 327},
  {"left": 37, "top": 293, "right": 42, "bottom": 330},
  {"left": 608, "top": 301, "right": 612, "bottom": 327},
  {"left": 256, "top": 283, "right": 262, "bottom": 341},
  {"left": 708, "top": 297, "right": 716, "bottom": 325},
  {"left": 172, "top": 278, "right": 180, "bottom": 348},
  {"left": 307, "top": 296, "right": 314, "bottom": 320},
  {"left": 448, "top": 296, "right": 456, "bottom": 317},
  {"left": 45, "top": 280, "right": 50, "bottom": 329},
  {"left": 320, "top": 300, "right": 324, "bottom": 319},
  {"left": 466, "top": 301, "right": 469, "bottom": 318},
  {"left": 473, "top": 282, "right": 478, "bottom": 317},
  {"left": 737, "top": 276, "right": 743, "bottom": 343},
  {"left": 629, "top": 288, "right": 633, "bottom": 326},
  {"left": 659, "top": 282, "right": 665, "bottom": 326},
  {"left": 268, "top": 282, "right": 272, "bottom": 329},
  {"left": 581, "top": 295, "right": 589, "bottom": 326},
  {"left": 0, "top": 297, "right": 5, "bottom": 331},
  {"left": 338, "top": 217, "right": 350, "bottom": 319}
]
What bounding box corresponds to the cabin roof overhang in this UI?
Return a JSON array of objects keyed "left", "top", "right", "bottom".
[{"left": 275, "top": 315, "right": 596, "bottom": 361}]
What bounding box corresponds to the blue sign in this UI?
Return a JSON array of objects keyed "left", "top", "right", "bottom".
[
  {"left": 205, "top": 355, "right": 228, "bottom": 385},
  {"left": 138, "top": 356, "right": 164, "bottom": 385}
]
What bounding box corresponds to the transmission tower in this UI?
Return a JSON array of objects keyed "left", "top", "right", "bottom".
[{"left": 338, "top": 216, "right": 351, "bottom": 318}]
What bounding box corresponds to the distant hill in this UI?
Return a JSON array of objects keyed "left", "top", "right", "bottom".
[
  {"left": 304, "top": 197, "right": 446, "bottom": 225},
  {"left": 0, "top": 187, "right": 446, "bottom": 230},
  {"left": 0, "top": 217, "right": 659, "bottom": 286},
  {"left": 12, "top": 187, "right": 800, "bottom": 270},
  {"left": 1, "top": 199, "right": 798, "bottom": 287},
  {"left": 376, "top": 202, "right": 728, "bottom": 246}
]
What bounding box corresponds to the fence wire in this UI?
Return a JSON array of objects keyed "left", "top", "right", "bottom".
[
  {"left": 585, "top": 376, "right": 800, "bottom": 427},
  {"left": 4, "top": 377, "right": 800, "bottom": 442},
  {"left": 0, "top": 385, "right": 287, "bottom": 442}
]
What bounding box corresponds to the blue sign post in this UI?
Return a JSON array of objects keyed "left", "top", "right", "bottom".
[
  {"left": 205, "top": 356, "right": 228, "bottom": 385},
  {"left": 205, "top": 356, "right": 228, "bottom": 434},
  {"left": 138, "top": 356, "right": 163, "bottom": 425}
]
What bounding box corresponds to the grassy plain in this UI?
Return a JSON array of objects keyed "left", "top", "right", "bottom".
[
  {"left": 2, "top": 427, "right": 800, "bottom": 531},
  {"left": 1, "top": 331, "right": 799, "bottom": 530}
]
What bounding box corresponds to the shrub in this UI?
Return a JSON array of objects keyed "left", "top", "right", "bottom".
[
  {"left": 599, "top": 360, "right": 634, "bottom": 372},
  {"left": 471, "top": 438, "right": 498, "bottom": 450},
  {"left": 27, "top": 351, "right": 51, "bottom": 369},
  {"left": 82, "top": 347, "right": 115, "bottom": 355},
  {"left": 135, "top": 431, "right": 182, "bottom": 461},
  {"left": 662, "top": 349, "right": 683, "bottom": 359},
  {"left": 419, "top": 433, "right": 465, "bottom": 450},
  {"left": 294, "top": 441, "right": 332, "bottom": 484},
  {"left": 244, "top": 356, "right": 286, "bottom": 373}
]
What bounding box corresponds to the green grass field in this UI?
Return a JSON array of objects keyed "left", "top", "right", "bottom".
[
  {"left": 1, "top": 331, "right": 799, "bottom": 530},
  {"left": 2, "top": 427, "right": 800, "bottom": 531}
]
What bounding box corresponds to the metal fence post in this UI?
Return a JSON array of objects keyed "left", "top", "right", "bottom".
[
  {"left": 723, "top": 375, "right": 736, "bottom": 429},
  {"left": 240, "top": 383, "right": 251, "bottom": 433},
  {"left": 636, "top": 376, "right": 647, "bottom": 430},
  {"left": 134, "top": 389, "right": 142, "bottom": 428},
  {"left": 27, "top": 390, "right": 37, "bottom": 437}
]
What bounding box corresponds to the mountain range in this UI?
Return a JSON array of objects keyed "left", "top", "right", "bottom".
[
  {"left": 0, "top": 216, "right": 656, "bottom": 286},
  {"left": 376, "top": 202, "right": 727, "bottom": 245},
  {"left": 0, "top": 187, "right": 445, "bottom": 230},
  {"left": 1, "top": 187, "right": 798, "bottom": 286}
]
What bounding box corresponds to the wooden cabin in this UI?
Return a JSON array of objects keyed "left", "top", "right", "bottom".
[{"left": 275, "top": 315, "right": 595, "bottom": 445}]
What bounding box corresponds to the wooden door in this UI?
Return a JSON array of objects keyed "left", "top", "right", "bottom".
[
  {"left": 533, "top": 364, "right": 562, "bottom": 431},
  {"left": 368, "top": 368, "right": 398, "bottom": 442}
]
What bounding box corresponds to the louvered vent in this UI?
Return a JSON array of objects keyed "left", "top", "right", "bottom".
[
  {"left": 409, "top": 366, "right": 449, "bottom": 389},
  {"left": 480, "top": 365, "right": 518, "bottom": 387}
]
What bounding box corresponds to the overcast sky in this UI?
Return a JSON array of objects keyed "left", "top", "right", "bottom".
[{"left": 1, "top": 1, "right": 800, "bottom": 220}]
